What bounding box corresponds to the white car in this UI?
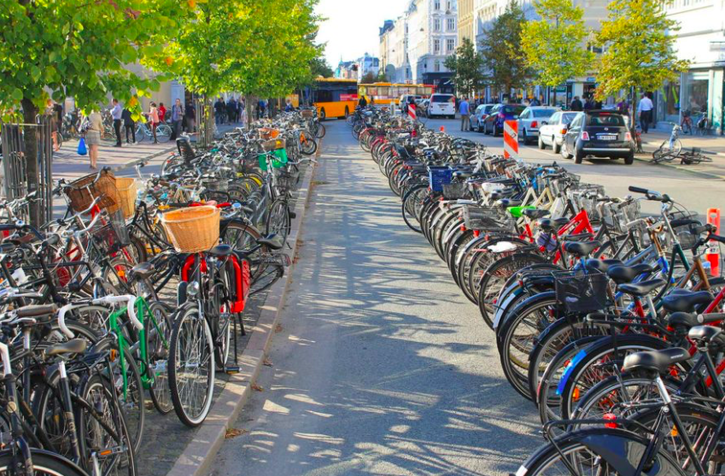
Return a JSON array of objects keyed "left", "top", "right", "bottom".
[
  {"left": 517, "top": 106, "right": 559, "bottom": 145},
  {"left": 427, "top": 93, "right": 456, "bottom": 119},
  {"left": 537, "top": 111, "right": 580, "bottom": 153}
]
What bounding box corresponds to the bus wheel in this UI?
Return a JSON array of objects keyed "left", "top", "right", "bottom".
[
  {"left": 320, "top": 108, "right": 326, "bottom": 121},
  {"left": 344, "top": 106, "right": 349, "bottom": 118}
]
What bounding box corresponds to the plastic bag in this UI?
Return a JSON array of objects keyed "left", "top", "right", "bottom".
[{"left": 77, "top": 137, "right": 87, "bottom": 156}]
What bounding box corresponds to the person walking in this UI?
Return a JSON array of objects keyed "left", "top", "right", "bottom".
[
  {"left": 185, "top": 102, "right": 196, "bottom": 133},
  {"left": 170, "top": 98, "right": 183, "bottom": 140},
  {"left": 459, "top": 97, "right": 470, "bottom": 132},
  {"left": 149, "top": 102, "right": 160, "bottom": 144},
  {"left": 226, "top": 98, "right": 236, "bottom": 124},
  {"left": 570, "top": 96, "right": 583, "bottom": 111},
  {"left": 111, "top": 98, "right": 123, "bottom": 147},
  {"left": 214, "top": 97, "right": 225, "bottom": 124},
  {"left": 122, "top": 107, "right": 136, "bottom": 144},
  {"left": 86, "top": 110, "right": 103, "bottom": 169},
  {"left": 158, "top": 102, "right": 167, "bottom": 124},
  {"left": 638, "top": 92, "right": 654, "bottom": 133}
]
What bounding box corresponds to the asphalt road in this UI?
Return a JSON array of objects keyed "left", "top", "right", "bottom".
[
  {"left": 212, "top": 120, "right": 541, "bottom": 476},
  {"left": 423, "top": 117, "right": 725, "bottom": 222}
]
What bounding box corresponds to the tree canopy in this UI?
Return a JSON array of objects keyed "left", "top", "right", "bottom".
[
  {"left": 444, "top": 37, "right": 485, "bottom": 98},
  {"left": 521, "top": 0, "right": 594, "bottom": 88}
]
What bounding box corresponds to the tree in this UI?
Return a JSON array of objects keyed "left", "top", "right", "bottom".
[
  {"left": 444, "top": 37, "right": 485, "bottom": 98},
  {"left": 521, "top": 0, "right": 594, "bottom": 90},
  {"left": 360, "top": 71, "right": 376, "bottom": 84},
  {"left": 376, "top": 70, "right": 388, "bottom": 82},
  {"left": 0, "top": 0, "right": 177, "bottom": 224},
  {"left": 479, "top": 1, "right": 534, "bottom": 98},
  {"left": 595, "top": 0, "right": 689, "bottom": 106},
  {"left": 310, "top": 58, "right": 334, "bottom": 78}
]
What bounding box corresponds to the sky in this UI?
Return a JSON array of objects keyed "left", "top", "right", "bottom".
[{"left": 315, "top": 0, "right": 409, "bottom": 68}]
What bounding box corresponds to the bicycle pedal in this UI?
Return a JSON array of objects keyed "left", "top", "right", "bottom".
[{"left": 225, "top": 366, "right": 241, "bottom": 374}]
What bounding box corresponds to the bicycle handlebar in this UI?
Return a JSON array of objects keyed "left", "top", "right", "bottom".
[{"left": 93, "top": 295, "right": 142, "bottom": 331}]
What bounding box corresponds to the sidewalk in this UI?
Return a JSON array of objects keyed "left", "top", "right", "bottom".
[{"left": 636, "top": 129, "right": 725, "bottom": 179}]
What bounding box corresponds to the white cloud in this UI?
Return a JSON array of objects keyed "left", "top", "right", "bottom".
[{"left": 315, "top": 0, "right": 409, "bottom": 67}]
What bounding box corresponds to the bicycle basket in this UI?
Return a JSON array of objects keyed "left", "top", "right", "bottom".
[
  {"left": 674, "top": 219, "right": 703, "bottom": 251},
  {"left": 161, "top": 206, "right": 220, "bottom": 253},
  {"left": 66, "top": 169, "right": 119, "bottom": 214},
  {"left": 277, "top": 170, "right": 300, "bottom": 191},
  {"left": 554, "top": 270, "right": 609, "bottom": 313},
  {"left": 201, "top": 177, "right": 228, "bottom": 192},
  {"left": 92, "top": 210, "right": 131, "bottom": 255},
  {"left": 463, "top": 205, "right": 504, "bottom": 231},
  {"left": 428, "top": 166, "right": 452, "bottom": 193},
  {"left": 258, "top": 149, "right": 288, "bottom": 171},
  {"left": 441, "top": 183, "right": 468, "bottom": 200}
]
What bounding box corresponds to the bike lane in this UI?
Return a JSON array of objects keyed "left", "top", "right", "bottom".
[{"left": 213, "top": 121, "right": 540, "bottom": 476}]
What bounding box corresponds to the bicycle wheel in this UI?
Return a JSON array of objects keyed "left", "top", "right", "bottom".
[
  {"left": 301, "top": 138, "right": 317, "bottom": 155},
  {"left": 168, "top": 304, "right": 215, "bottom": 427},
  {"left": 401, "top": 184, "right": 428, "bottom": 234},
  {"left": 0, "top": 449, "right": 89, "bottom": 476},
  {"left": 147, "top": 301, "right": 174, "bottom": 415},
  {"left": 156, "top": 124, "right": 173, "bottom": 143},
  {"left": 315, "top": 123, "right": 326, "bottom": 139},
  {"left": 265, "top": 198, "right": 291, "bottom": 243}
]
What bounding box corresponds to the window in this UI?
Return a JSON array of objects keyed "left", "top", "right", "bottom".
[
  {"left": 434, "top": 0, "right": 440, "bottom": 9},
  {"left": 434, "top": 18, "right": 441, "bottom": 31},
  {"left": 447, "top": 18, "right": 455, "bottom": 31},
  {"left": 434, "top": 60, "right": 441, "bottom": 72},
  {"left": 447, "top": 0, "right": 452, "bottom": 10},
  {"left": 434, "top": 39, "right": 441, "bottom": 53},
  {"left": 446, "top": 38, "right": 455, "bottom": 52}
]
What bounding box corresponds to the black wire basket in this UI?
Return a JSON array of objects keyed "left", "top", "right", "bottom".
[
  {"left": 277, "top": 170, "right": 300, "bottom": 191},
  {"left": 92, "top": 210, "right": 131, "bottom": 255},
  {"left": 441, "top": 183, "right": 468, "bottom": 200},
  {"left": 554, "top": 270, "right": 609, "bottom": 313}
]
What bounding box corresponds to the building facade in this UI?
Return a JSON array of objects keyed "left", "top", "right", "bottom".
[
  {"left": 458, "top": 0, "right": 474, "bottom": 45},
  {"left": 657, "top": 0, "right": 725, "bottom": 134},
  {"left": 379, "top": 0, "right": 458, "bottom": 91},
  {"left": 357, "top": 53, "right": 381, "bottom": 81}
]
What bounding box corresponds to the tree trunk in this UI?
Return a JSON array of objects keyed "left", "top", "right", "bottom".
[
  {"left": 21, "top": 98, "right": 41, "bottom": 226},
  {"left": 245, "top": 95, "right": 254, "bottom": 129}
]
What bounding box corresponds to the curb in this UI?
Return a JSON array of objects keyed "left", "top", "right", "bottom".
[
  {"left": 113, "top": 145, "right": 177, "bottom": 173},
  {"left": 165, "top": 140, "right": 321, "bottom": 476},
  {"left": 633, "top": 155, "right": 725, "bottom": 181}
]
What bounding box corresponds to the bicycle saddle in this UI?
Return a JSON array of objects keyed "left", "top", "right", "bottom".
[
  {"left": 257, "top": 235, "right": 284, "bottom": 251},
  {"left": 47, "top": 338, "right": 88, "bottom": 357},
  {"left": 129, "top": 262, "right": 155, "bottom": 281},
  {"left": 563, "top": 240, "right": 601, "bottom": 257},
  {"left": 606, "top": 263, "right": 654, "bottom": 285},
  {"left": 688, "top": 325, "right": 725, "bottom": 346},
  {"left": 16, "top": 304, "right": 57, "bottom": 319},
  {"left": 522, "top": 208, "right": 549, "bottom": 220},
  {"left": 617, "top": 279, "right": 666, "bottom": 297},
  {"left": 668, "top": 312, "right": 724, "bottom": 330},
  {"left": 496, "top": 198, "right": 523, "bottom": 208},
  {"left": 584, "top": 259, "right": 623, "bottom": 274},
  {"left": 208, "top": 244, "right": 234, "bottom": 257},
  {"left": 662, "top": 290, "right": 712, "bottom": 313},
  {"left": 623, "top": 347, "right": 691, "bottom": 375}
]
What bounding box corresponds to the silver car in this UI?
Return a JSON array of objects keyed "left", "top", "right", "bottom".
[
  {"left": 537, "top": 111, "right": 579, "bottom": 153},
  {"left": 517, "top": 106, "right": 559, "bottom": 144},
  {"left": 470, "top": 104, "right": 495, "bottom": 132}
]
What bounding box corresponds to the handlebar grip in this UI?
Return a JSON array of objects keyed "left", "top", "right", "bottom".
[{"left": 628, "top": 186, "right": 649, "bottom": 194}]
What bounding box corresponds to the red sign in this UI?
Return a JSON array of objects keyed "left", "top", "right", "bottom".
[{"left": 341, "top": 94, "right": 359, "bottom": 101}]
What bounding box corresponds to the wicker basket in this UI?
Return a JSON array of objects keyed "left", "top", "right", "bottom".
[
  {"left": 66, "top": 169, "right": 119, "bottom": 214},
  {"left": 260, "top": 128, "right": 279, "bottom": 140},
  {"left": 262, "top": 139, "right": 285, "bottom": 152},
  {"left": 116, "top": 177, "right": 137, "bottom": 219},
  {"left": 301, "top": 110, "right": 314, "bottom": 118},
  {"left": 161, "top": 206, "right": 220, "bottom": 253}
]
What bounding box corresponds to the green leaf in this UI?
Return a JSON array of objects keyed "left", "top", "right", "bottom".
[{"left": 11, "top": 88, "right": 23, "bottom": 101}]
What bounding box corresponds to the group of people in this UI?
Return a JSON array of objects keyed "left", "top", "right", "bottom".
[
  {"left": 214, "top": 97, "right": 247, "bottom": 124},
  {"left": 568, "top": 95, "right": 605, "bottom": 112}
]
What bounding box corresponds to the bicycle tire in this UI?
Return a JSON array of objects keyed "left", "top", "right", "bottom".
[
  {"left": 0, "top": 449, "right": 89, "bottom": 476},
  {"left": 146, "top": 301, "right": 174, "bottom": 415},
  {"left": 169, "top": 304, "right": 215, "bottom": 427},
  {"left": 156, "top": 124, "right": 173, "bottom": 143},
  {"left": 265, "top": 198, "right": 291, "bottom": 242}
]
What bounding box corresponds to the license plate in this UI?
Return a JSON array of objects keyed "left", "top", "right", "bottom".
[{"left": 599, "top": 135, "right": 617, "bottom": 140}]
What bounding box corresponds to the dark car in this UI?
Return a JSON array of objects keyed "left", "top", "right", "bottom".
[
  {"left": 561, "top": 110, "right": 635, "bottom": 164},
  {"left": 483, "top": 104, "right": 527, "bottom": 136}
]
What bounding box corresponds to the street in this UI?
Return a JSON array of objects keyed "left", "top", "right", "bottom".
[{"left": 213, "top": 120, "right": 541, "bottom": 476}]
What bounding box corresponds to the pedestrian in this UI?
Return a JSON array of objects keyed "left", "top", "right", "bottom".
[
  {"left": 530, "top": 96, "right": 541, "bottom": 106},
  {"left": 257, "top": 99, "right": 266, "bottom": 119},
  {"left": 285, "top": 98, "right": 295, "bottom": 112},
  {"left": 459, "top": 97, "right": 470, "bottom": 132},
  {"left": 185, "top": 102, "right": 196, "bottom": 133},
  {"left": 358, "top": 95, "right": 368, "bottom": 108},
  {"left": 638, "top": 92, "right": 654, "bottom": 133},
  {"left": 226, "top": 97, "right": 236, "bottom": 124},
  {"left": 238, "top": 98, "right": 246, "bottom": 126},
  {"left": 85, "top": 110, "right": 103, "bottom": 169},
  {"left": 570, "top": 96, "right": 583, "bottom": 111},
  {"left": 170, "top": 98, "right": 183, "bottom": 140},
  {"left": 110, "top": 98, "right": 123, "bottom": 147},
  {"left": 149, "top": 102, "right": 160, "bottom": 144},
  {"left": 47, "top": 99, "right": 62, "bottom": 151},
  {"left": 158, "top": 102, "right": 167, "bottom": 124},
  {"left": 122, "top": 107, "right": 136, "bottom": 144},
  {"left": 214, "top": 97, "right": 225, "bottom": 124}
]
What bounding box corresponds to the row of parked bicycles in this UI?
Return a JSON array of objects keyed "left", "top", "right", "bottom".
[
  {"left": 351, "top": 106, "right": 725, "bottom": 475},
  {"left": 0, "top": 109, "right": 321, "bottom": 475}
]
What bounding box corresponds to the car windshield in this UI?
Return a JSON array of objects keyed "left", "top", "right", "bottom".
[
  {"left": 502, "top": 105, "right": 526, "bottom": 115},
  {"left": 588, "top": 114, "right": 625, "bottom": 126},
  {"left": 431, "top": 95, "right": 453, "bottom": 103},
  {"left": 561, "top": 113, "right": 578, "bottom": 124},
  {"left": 484, "top": 105, "right": 494, "bottom": 113},
  {"left": 533, "top": 109, "right": 556, "bottom": 118}
]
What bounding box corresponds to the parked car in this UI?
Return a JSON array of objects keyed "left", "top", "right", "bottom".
[
  {"left": 483, "top": 104, "right": 526, "bottom": 136},
  {"left": 427, "top": 93, "right": 456, "bottom": 119},
  {"left": 470, "top": 104, "right": 495, "bottom": 132},
  {"left": 538, "top": 111, "right": 579, "bottom": 153},
  {"left": 400, "top": 94, "right": 423, "bottom": 107},
  {"left": 561, "top": 110, "right": 635, "bottom": 164},
  {"left": 517, "top": 106, "right": 559, "bottom": 144}
]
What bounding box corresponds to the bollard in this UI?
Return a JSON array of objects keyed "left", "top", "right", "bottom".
[
  {"left": 440, "top": 125, "right": 445, "bottom": 132},
  {"left": 707, "top": 208, "right": 721, "bottom": 276},
  {"left": 503, "top": 120, "right": 519, "bottom": 160}
]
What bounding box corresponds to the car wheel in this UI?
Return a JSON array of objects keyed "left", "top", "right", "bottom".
[
  {"left": 538, "top": 135, "right": 545, "bottom": 149},
  {"left": 575, "top": 148, "right": 585, "bottom": 164},
  {"left": 320, "top": 108, "right": 326, "bottom": 121},
  {"left": 624, "top": 152, "right": 634, "bottom": 165},
  {"left": 560, "top": 141, "right": 572, "bottom": 159},
  {"left": 552, "top": 139, "right": 561, "bottom": 154}
]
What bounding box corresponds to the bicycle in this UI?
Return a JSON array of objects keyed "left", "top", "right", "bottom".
[{"left": 651, "top": 124, "right": 683, "bottom": 163}]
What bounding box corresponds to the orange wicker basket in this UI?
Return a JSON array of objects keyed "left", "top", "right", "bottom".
[
  {"left": 161, "top": 206, "right": 220, "bottom": 253},
  {"left": 262, "top": 139, "right": 285, "bottom": 152},
  {"left": 115, "top": 177, "right": 137, "bottom": 219},
  {"left": 260, "top": 128, "right": 279, "bottom": 140},
  {"left": 301, "top": 110, "right": 314, "bottom": 118},
  {"left": 66, "top": 169, "right": 120, "bottom": 214}
]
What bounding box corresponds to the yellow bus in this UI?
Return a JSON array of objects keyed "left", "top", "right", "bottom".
[
  {"left": 358, "top": 83, "right": 435, "bottom": 105},
  {"left": 311, "top": 78, "right": 358, "bottom": 120}
]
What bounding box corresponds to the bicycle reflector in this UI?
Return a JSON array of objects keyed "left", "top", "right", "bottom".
[{"left": 603, "top": 413, "right": 617, "bottom": 429}]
